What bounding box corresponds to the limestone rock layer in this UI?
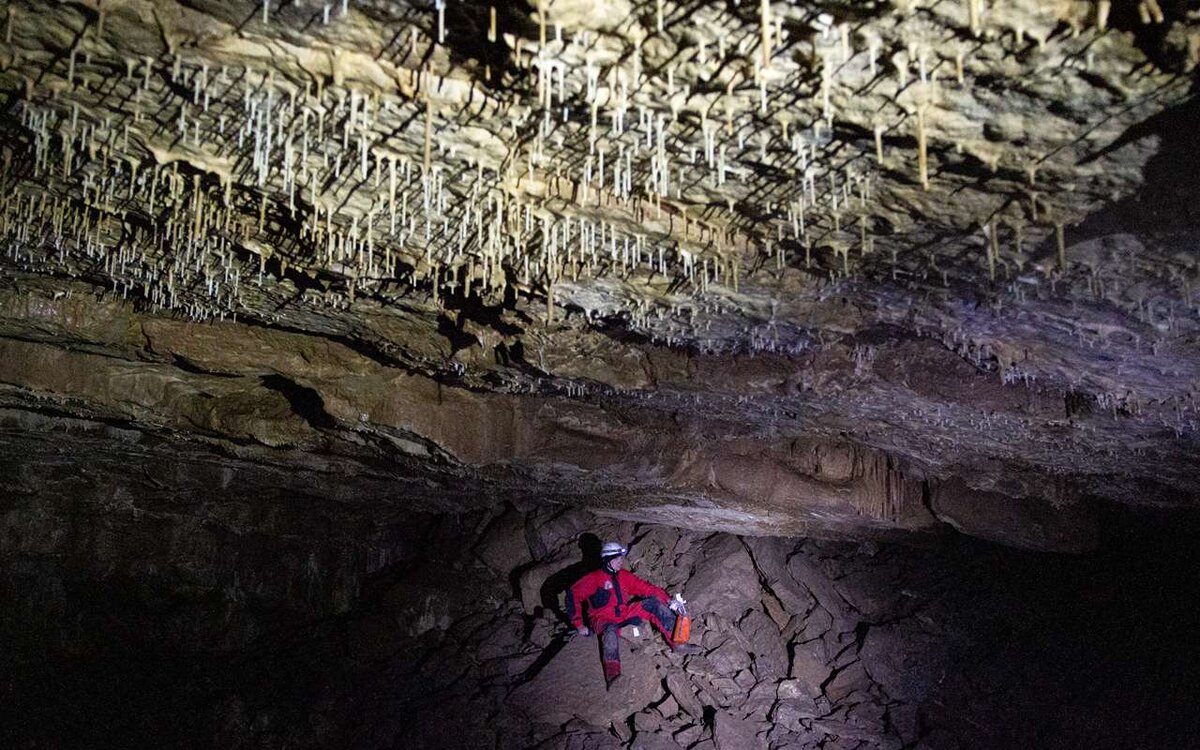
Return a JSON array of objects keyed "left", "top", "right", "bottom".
[{"left": 0, "top": 0, "right": 1199, "bottom": 548}]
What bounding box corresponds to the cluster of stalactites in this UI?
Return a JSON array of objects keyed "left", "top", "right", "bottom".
[{"left": 0, "top": 0, "right": 1174, "bottom": 330}]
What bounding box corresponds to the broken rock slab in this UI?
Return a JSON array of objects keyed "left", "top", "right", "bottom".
[
  {"left": 712, "top": 710, "right": 766, "bottom": 750},
  {"left": 507, "top": 636, "right": 664, "bottom": 727},
  {"left": 683, "top": 536, "right": 761, "bottom": 621}
]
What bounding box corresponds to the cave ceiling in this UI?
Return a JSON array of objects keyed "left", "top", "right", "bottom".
[{"left": 1, "top": 0, "right": 1199, "bottom": 551}]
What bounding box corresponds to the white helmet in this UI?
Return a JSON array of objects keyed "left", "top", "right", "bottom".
[{"left": 600, "top": 541, "right": 628, "bottom": 559}]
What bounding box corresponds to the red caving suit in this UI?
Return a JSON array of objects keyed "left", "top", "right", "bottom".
[{"left": 567, "top": 568, "right": 677, "bottom": 684}]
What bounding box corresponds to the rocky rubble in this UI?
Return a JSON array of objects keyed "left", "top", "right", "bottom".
[{"left": 6, "top": 494, "right": 1199, "bottom": 749}]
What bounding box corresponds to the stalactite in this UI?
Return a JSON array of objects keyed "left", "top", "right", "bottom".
[
  {"left": 916, "top": 109, "right": 929, "bottom": 191},
  {"left": 1056, "top": 222, "right": 1066, "bottom": 271}
]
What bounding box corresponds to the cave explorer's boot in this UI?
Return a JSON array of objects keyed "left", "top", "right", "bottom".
[{"left": 602, "top": 659, "right": 622, "bottom": 690}]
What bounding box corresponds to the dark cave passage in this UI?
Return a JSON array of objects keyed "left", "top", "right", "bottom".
[{"left": 3, "top": 495, "right": 1199, "bottom": 750}]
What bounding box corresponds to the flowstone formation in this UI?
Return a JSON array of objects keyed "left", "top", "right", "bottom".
[{"left": 1, "top": 1, "right": 1200, "bottom": 547}]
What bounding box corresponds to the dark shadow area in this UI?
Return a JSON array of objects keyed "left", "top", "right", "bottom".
[
  {"left": 260, "top": 373, "right": 338, "bottom": 430},
  {"left": 1076, "top": 81, "right": 1200, "bottom": 239},
  {"left": 508, "top": 532, "right": 602, "bottom": 686},
  {"left": 916, "top": 503, "right": 1200, "bottom": 750},
  {"left": 538, "top": 532, "right": 601, "bottom": 625}
]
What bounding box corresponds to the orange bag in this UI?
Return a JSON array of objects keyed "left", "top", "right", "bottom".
[{"left": 672, "top": 613, "right": 692, "bottom": 643}]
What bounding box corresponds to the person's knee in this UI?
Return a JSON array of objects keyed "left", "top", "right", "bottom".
[{"left": 641, "top": 597, "right": 672, "bottom": 623}]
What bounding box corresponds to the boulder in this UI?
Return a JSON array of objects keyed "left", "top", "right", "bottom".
[
  {"left": 825, "top": 661, "right": 870, "bottom": 704},
  {"left": 632, "top": 710, "right": 663, "bottom": 733},
  {"left": 684, "top": 536, "right": 761, "bottom": 621},
  {"left": 786, "top": 551, "right": 853, "bottom": 625},
  {"left": 738, "top": 609, "right": 788, "bottom": 678},
  {"left": 672, "top": 724, "right": 706, "bottom": 747},
  {"left": 770, "top": 692, "right": 820, "bottom": 733},
  {"left": 665, "top": 671, "right": 705, "bottom": 720},
  {"left": 655, "top": 694, "right": 680, "bottom": 720},
  {"left": 475, "top": 506, "right": 531, "bottom": 576},
  {"left": 743, "top": 537, "right": 817, "bottom": 618},
  {"left": 789, "top": 640, "right": 830, "bottom": 692},
  {"left": 775, "top": 679, "right": 822, "bottom": 721},
  {"left": 796, "top": 605, "right": 834, "bottom": 642},
  {"left": 741, "top": 678, "right": 779, "bottom": 718},
  {"left": 706, "top": 638, "right": 753, "bottom": 677}
]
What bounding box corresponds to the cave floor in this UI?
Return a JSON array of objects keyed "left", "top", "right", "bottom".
[{"left": 4, "top": 503, "right": 1200, "bottom": 750}]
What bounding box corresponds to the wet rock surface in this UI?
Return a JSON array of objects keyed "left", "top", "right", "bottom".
[{"left": 4, "top": 493, "right": 1200, "bottom": 749}]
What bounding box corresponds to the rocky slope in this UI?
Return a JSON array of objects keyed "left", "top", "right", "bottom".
[{"left": 4, "top": 499, "right": 1199, "bottom": 749}]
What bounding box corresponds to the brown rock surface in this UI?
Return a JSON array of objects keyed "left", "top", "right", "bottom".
[
  {"left": 508, "top": 635, "right": 664, "bottom": 726},
  {"left": 0, "top": 0, "right": 1194, "bottom": 554}
]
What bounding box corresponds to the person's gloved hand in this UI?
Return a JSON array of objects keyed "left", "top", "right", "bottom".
[
  {"left": 576, "top": 626, "right": 592, "bottom": 637},
  {"left": 669, "top": 593, "right": 687, "bottom": 613}
]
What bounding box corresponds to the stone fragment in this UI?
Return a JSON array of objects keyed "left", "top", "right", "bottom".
[
  {"left": 739, "top": 609, "right": 788, "bottom": 678},
  {"left": 475, "top": 506, "right": 531, "bottom": 575},
  {"left": 706, "top": 638, "right": 752, "bottom": 677},
  {"left": 655, "top": 694, "right": 680, "bottom": 720},
  {"left": 665, "top": 672, "right": 705, "bottom": 720},
  {"left": 742, "top": 678, "right": 778, "bottom": 717},
  {"left": 673, "top": 724, "right": 706, "bottom": 747},
  {"left": 732, "top": 669, "right": 756, "bottom": 690},
  {"left": 825, "top": 662, "right": 870, "bottom": 704},
  {"left": 632, "top": 709, "right": 662, "bottom": 733},
  {"left": 770, "top": 689, "right": 821, "bottom": 732},
  {"left": 788, "top": 640, "right": 831, "bottom": 693},
  {"left": 611, "top": 718, "right": 634, "bottom": 743},
  {"left": 787, "top": 551, "right": 853, "bottom": 626}
]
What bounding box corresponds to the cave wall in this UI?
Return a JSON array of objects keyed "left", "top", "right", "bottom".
[{"left": 0, "top": 277, "right": 1120, "bottom": 553}]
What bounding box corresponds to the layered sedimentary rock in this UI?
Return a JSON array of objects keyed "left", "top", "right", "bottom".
[
  {"left": 2, "top": 275, "right": 1124, "bottom": 551},
  {"left": 0, "top": 1, "right": 1198, "bottom": 550}
]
